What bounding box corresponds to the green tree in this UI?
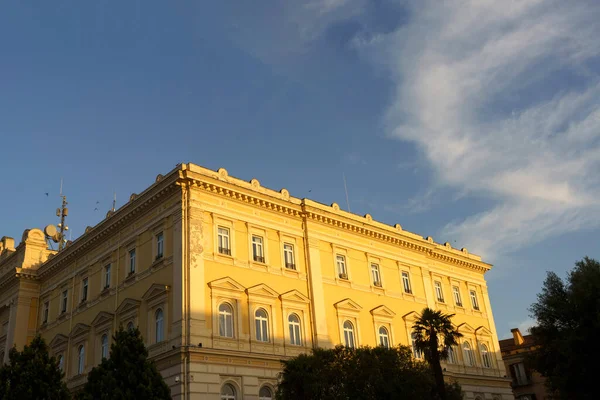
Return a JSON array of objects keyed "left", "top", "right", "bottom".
[
  {"left": 529, "top": 257, "right": 600, "bottom": 400},
  {"left": 412, "top": 308, "right": 463, "bottom": 400},
  {"left": 275, "top": 344, "right": 460, "bottom": 400},
  {"left": 77, "top": 326, "right": 170, "bottom": 400},
  {"left": 0, "top": 335, "right": 70, "bottom": 400}
]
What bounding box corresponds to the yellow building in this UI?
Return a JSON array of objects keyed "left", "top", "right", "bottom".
[{"left": 0, "top": 163, "right": 512, "bottom": 399}]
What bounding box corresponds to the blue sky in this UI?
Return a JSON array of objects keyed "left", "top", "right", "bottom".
[{"left": 2, "top": 0, "right": 600, "bottom": 338}]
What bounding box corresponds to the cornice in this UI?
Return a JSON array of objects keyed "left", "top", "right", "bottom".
[
  {"left": 178, "top": 164, "right": 491, "bottom": 274},
  {"left": 37, "top": 166, "right": 182, "bottom": 279}
]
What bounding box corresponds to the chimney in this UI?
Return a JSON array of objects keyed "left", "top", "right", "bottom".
[{"left": 511, "top": 328, "right": 525, "bottom": 345}]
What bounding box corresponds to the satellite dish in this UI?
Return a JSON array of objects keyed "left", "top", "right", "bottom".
[
  {"left": 44, "top": 225, "right": 57, "bottom": 237},
  {"left": 44, "top": 225, "right": 61, "bottom": 243}
]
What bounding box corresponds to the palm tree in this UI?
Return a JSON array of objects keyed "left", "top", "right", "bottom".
[{"left": 412, "top": 307, "right": 462, "bottom": 400}]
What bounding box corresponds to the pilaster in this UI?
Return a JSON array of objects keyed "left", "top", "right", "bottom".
[
  {"left": 421, "top": 266, "right": 436, "bottom": 309},
  {"left": 481, "top": 285, "right": 507, "bottom": 375},
  {"left": 304, "top": 233, "right": 330, "bottom": 348}
]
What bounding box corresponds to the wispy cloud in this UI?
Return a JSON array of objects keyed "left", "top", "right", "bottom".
[
  {"left": 353, "top": 0, "right": 600, "bottom": 258},
  {"left": 227, "top": 0, "right": 600, "bottom": 260}
]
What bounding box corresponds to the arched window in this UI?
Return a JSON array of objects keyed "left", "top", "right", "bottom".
[
  {"left": 463, "top": 341, "right": 475, "bottom": 366},
  {"left": 259, "top": 386, "right": 273, "bottom": 400},
  {"left": 343, "top": 320, "right": 355, "bottom": 348},
  {"left": 77, "top": 345, "right": 85, "bottom": 374},
  {"left": 218, "top": 303, "right": 234, "bottom": 338},
  {"left": 411, "top": 332, "right": 423, "bottom": 359},
  {"left": 378, "top": 326, "right": 390, "bottom": 348},
  {"left": 127, "top": 322, "right": 134, "bottom": 331},
  {"left": 288, "top": 314, "right": 301, "bottom": 346},
  {"left": 101, "top": 334, "right": 109, "bottom": 359},
  {"left": 446, "top": 346, "right": 457, "bottom": 364},
  {"left": 155, "top": 308, "right": 164, "bottom": 343},
  {"left": 481, "top": 344, "right": 492, "bottom": 368},
  {"left": 220, "top": 383, "right": 236, "bottom": 400},
  {"left": 57, "top": 354, "right": 64, "bottom": 372},
  {"left": 255, "top": 308, "right": 269, "bottom": 342}
]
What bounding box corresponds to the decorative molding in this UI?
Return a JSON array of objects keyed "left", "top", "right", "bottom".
[
  {"left": 370, "top": 305, "right": 396, "bottom": 319},
  {"left": 142, "top": 283, "right": 169, "bottom": 303},
  {"left": 457, "top": 322, "right": 476, "bottom": 334},
  {"left": 334, "top": 298, "right": 362, "bottom": 315},
  {"left": 116, "top": 298, "right": 141, "bottom": 315},
  {"left": 279, "top": 289, "right": 310, "bottom": 304},
  {"left": 69, "top": 323, "right": 91, "bottom": 339},
  {"left": 91, "top": 312, "right": 114, "bottom": 328},
  {"left": 208, "top": 277, "right": 245, "bottom": 293},
  {"left": 246, "top": 283, "right": 278, "bottom": 299}
]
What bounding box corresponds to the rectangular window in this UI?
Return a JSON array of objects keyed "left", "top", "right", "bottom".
[
  {"left": 252, "top": 235, "right": 265, "bottom": 263},
  {"left": 217, "top": 227, "right": 231, "bottom": 255},
  {"left": 104, "top": 265, "right": 111, "bottom": 289},
  {"left": 336, "top": 255, "right": 347, "bottom": 279},
  {"left": 470, "top": 290, "right": 480, "bottom": 310},
  {"left": 371, "top": 263, "right": 381, "bottom": 287},
  {"left": 511, "top": 362, "right": 528, "bottom": 385},
  {"left": 128, "top": 249, "right": 136, "bottom": 274},
  {"left": 452, "top": 286, "right": 462, "bottom": 307},
  {"left": 284, "top": 243, "right": 296, "bottom": 269},
  {"left": 434, "top": 281, "right": 445, "bottom": 303},
  {"left": 43, "top": 301, "right": 49, "bottom": 323},
  {"left": 402, "top": 271, "right": 412, "bottom": 294},
  {"left": 61, "top": 290, "right": 68, "bottom": 313},
  {"left": 81, "top": 278, "right": 88, "bottom": 302},
  {"left": 156, "top": 232, "right": 164, "bottom": 259}
]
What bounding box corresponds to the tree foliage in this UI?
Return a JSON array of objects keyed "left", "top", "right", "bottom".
[
  {"left": 0, "top": 335, "right": 70, "bottom": 400},
  {"left": 275, "top": 345, "right": 462, "bottom": 400},
  {"left": 413, "top": 308, "right": 463, "bottom": 400},
  {"left": 77, "top": 326, "right": 170, "bottom": 400},
  {"left": 529, "top": 257, "right": 600, "bottom": 400}
]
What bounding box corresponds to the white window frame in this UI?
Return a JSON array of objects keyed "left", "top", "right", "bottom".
[
  {"left": 254, "top": 308, "right": 269, "bottom": 342},
  {"left": 43, "top": 301, "right": 49, "bottom": 324},
  {"left": 156, "top": 232, "right": 164, "bottom": 259},
  {"left": 447, "top": 345, "right": 457, "bottom": 364},
  {"left": 77, "top": 345, "right": 85, "bottom": 374},
  {"left": 336, "top": 254, "right": 348, "bottom": 279},
  {"left": 81, "top": 277, "right": 88, "bottom": 302},
  {"left": 411, "top": 331, "right": 423, "bottom": 359},
  {"left": 463, "top": 341, "right": 475, "bottom": 366},
  {"left": 434, "top": 281, "right": 445, "bottom": 303},
  {"left": 452, "top": 285, "right": 463, "bottom": 307},
  {"left": 220, "top": 383, "right": 237, "bottom": 400},
  {"left": 61, "top": 290, "right": 68, "bottom": 314},
  {"left": 288, "top": 313, "right": 302, "bottom": 346},
  {"left": 104, "top": 264, "right": 111, "bottom": 289},
  {"left": 218, "top": 302, "right": 235, "bottom": 338},
  {"left": 217, "top": 226, "right": 231, "bottom": 256},
  {"left": 371, "top": 263, "right": 382, "bottom": 287},
  {"left": 378, "top": 326, "right": 390, "bottom": 348},
  {"left": 283, "top": 243, "right": 295, "bottom": 269},
  {"left": 481, "top": 344, "right": 491, "bottom": 368},
  {"left": 342, "top": 320, "right": 356, "bottom": 348},
  {"left": 57, "top": 354, "right": 64, "bottom": 372},
  {"left": 470, "top": 290, "right": 480, "bottom": 310},
  {"left": 252, "top": 235, "right": 265, "bottom": 263},
  {"left": 100, "top": 334, "right": 109, "bottom": 359},
  {"left": 155, "top": 308, "right": 164, "bottom": 343},
  {"left": 401, "top": 271, "right": 412, "bottom": 294},
  {"left": 259, "top": 386, "right": 273, "bottom": 400},
  {"left": 128, "top": 248, "right": 136, "bottom": 275}
]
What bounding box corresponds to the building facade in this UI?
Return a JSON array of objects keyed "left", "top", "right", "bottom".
[
  {"left": 500, "top": 328, "right": 549, "bottom": 400},
  {"left": 0, "top": 163, "right": 512, "bottom": 399}
]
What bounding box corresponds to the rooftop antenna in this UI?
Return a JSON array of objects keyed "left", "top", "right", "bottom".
[
  {"left": 112, "top": 191, "right": 116, "bottom": 212},
  {"left": 45, "top": 178, "right": 69, "bottom": 251},
  {"left": 343, "top": 173, "right": 351, "bottom": 213}
]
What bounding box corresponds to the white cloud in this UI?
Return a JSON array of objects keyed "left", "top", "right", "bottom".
[
  {"left": 225, "top": 0, "right": 600, "bottom": 260},
  {"left": 354, "top": 0, "right": 600, "bottom": 258}
]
